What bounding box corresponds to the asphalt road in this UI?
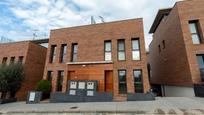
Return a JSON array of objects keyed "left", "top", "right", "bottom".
[{"left": 0, "top": 97, "right": 204, "bottom": 115}]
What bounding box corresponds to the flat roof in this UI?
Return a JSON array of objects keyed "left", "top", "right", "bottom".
[
  {"left": 149, "top": 8, "right": 172, "bottom": 33},
  {"left": 31, "top": 38, "right": 49, "bottom": 44},
  {"left": 51, "top": 18, "right": 143, "bottom": 31},
  {"left": 0, "top": 38, "right": 49, "bottom": 45}
]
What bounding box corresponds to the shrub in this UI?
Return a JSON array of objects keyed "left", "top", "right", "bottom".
[{"left": 35, "top": 80, "right": 51, "bottom": 99}]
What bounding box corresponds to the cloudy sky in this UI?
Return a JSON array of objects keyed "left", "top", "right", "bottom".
[{"left": 0, "top": 0, "right": 182, "bottom": 49}]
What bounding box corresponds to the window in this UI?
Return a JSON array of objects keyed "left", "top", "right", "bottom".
[
  {"left": 18, "top": 56, "right": 24, "bottom": 63},
  {"left": 71, "top": 43, "right": 78, "bottom": 62},
  {"left": 47, "top": 71, "right": 53, "bottom": 82},
  {"left": 104, "top": 40, "right": 112, "bottom": 61},
  {"left": 196, "top": 54, "right": 204, "bottom": 81},
  {"left": 50, "top": 45, "right": 57, "bottom": 63},
  {"left": 132, "top": 39, "right": 140, "bottom": 60},
  {"left": 162, "top": 14, "right": 168, "bottom": 22},
  {"left": 189, "top": 21, "right": 202, "bottom": 44},
  {"left": 10, "top": 57, "right": 15, "bottom": 64},
  {"left": 118, "top": 70, "right": 127, "bottom": 94},
  {"left": 57, "top": 71, "right": 64, "bottom": 91},
  {"left": 133, "top": 70, "right": 143, "bottom": 93},
  {"left": 118, "top": 39, "right": 125, "bottom": 60},
  {"left": 197, "top": 55, "right": 204, "bottom": 68},
  {"left": 60, "top": 44, "right": 67, "bottom": 63},
  {"left": 158, "top": 45, "right": 161, "bottom": 53},
  {"left": 2, "top": 57, "right": 7, "bottom": 64},
  {"left": 162, "top": 40, "right": 165, "bottom": 49}
]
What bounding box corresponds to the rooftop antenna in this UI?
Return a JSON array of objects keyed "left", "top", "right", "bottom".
[
  {"left": 33, "top": 29, "right": 39, "bottom": 40},
  {"left": 91, "top": 16, "right": 96, "bottom": 24},
  {"left": 99, "top": 16, "right": 105, "bottom": 23}
]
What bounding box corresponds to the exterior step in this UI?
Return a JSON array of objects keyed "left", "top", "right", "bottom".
[{"left": 113, "top": 95, "right": 127, "bottom": 102}]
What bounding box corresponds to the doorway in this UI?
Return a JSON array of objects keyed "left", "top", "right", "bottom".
[{"left": 105, "top": 70, "right": 113, "bottom": 92}]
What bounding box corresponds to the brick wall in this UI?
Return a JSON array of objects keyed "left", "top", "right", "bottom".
[
  {"left": 149, "top": 0, "right": 204, "bottom": 86},
  {"left": 0, "top": 41, "right": 47, "bottom": 100},
  {"left": 43, "top": 18, "right": 150, "bottom": 98}
]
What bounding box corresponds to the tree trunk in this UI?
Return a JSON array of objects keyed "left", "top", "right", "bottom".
[
  {"left": 1, "top": 92, "right": 7, "bottom": 99},
  {"left": 9, "top": 91, "right": 16, "bottom": 98}
]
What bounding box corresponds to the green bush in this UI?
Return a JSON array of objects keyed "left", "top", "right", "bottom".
[{"left": 35, "top": 80, "right": 51, "bottom": 96}]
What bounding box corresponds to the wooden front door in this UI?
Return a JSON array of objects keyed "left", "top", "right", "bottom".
[{"left": 105, "top": 70, "right": 113, "bottom": 92}]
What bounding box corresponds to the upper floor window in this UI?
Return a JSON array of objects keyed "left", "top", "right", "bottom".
[
  {"left": 10, "top": 57, "right": 15, "bottom": 64},
  {"left": 60, "top": 44, "right": 67, "bottom": 63},
  {"left": 162, "top": 40, "right": 165, "bottom": 49},
  {"left": 132, "top": 39, "right": 140, "bottom": 60},
  {"left": 71, "top": 43, "right": 78, "bottom": 62},
  {"left": 18, "top": 56, "right": 24, "bottom": 63},
  {"left": 50, "top": 45, "right": 57, "bottom": 63},
  {"left": 2, "top": 57, "right": 7, "bottom": 64},
  {"left": 189, "top": 20, "right": 202, "bottom": 44},
  {"left": 158, "top": 45, "right": 161, "bottom": 53},
  {"left": 118, "top": 39, "right": 125, "bottom": 61},
  {"left": 104, "top": 40, "right": 112, "bottom": 61}
]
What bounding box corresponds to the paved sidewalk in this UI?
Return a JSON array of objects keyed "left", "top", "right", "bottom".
[{"left": 0, "top": 97, "right": 204, "bottom": 114}]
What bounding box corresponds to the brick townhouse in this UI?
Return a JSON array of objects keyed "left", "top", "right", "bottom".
[
  {"left": 43, "top": 18, "right": 150, "bottom": 100},
  {"left": 149, "top": 0, "right": 204, "bottom": 97},
  {"left": 0, "top": 41, "right": 47, "bottom": 100}
]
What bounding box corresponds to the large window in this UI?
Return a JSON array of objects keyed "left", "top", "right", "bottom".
[
  {"left": 47, "top": 71, "right": 53, "bottom": 82},
  {"left": 57, "top": 71, "right": 64, "bottom": 91},
  {"left": 132, "top": 39, "right": 140, "bottom": 60},
  {"left": 10, "top": 57, "right": 15, "bottom": 64},
  {"left": 60, "top": 44, "right": 67, "bottom": 63},
  {"left": 2, "top": 57, "right": 7, "bottom": 64},
  {"left": 133, "top": 70, "right": 143, "bottom": 93},
  {"left": 50, "top": 45, "right": 57, "bottom": 63},
  {"left": 196, "top": 54, "right": 204, "bottom": 81},
  {"left": 118, "top": 39, "right": 125, "bottom": 61},
  {"left": 162, "top": 40, "right": 165, "bottom": 49},
  {"left": 18, "top": 56, "right": 24, "bottom": 63},
  {"left": 104, "top": 40, "right": 112, "bottom": 61},
  {"left": 71, "top": 43, "right": 78, "bottom": 62},
  {"left": 118, "top": 70, "right": 127, "bottom": 94},
  {"left": 189, "top": 21, "right": 202, "bottom": 44}
]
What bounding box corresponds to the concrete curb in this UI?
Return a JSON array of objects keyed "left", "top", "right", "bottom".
[{"left": 4, "top": 110, "right": 147, "bottom": 114}]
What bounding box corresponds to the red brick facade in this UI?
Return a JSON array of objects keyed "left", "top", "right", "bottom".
[
  {"left": 0, "top": 41, "right": 47, "bottom": 100},
  {"left": 43, "top": 19, "right": 150, "bottom": 100},
  {"left": 149, "top": 0, "right": 204, "bottom": 87}
]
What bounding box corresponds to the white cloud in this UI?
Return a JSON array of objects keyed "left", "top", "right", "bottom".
[{"left": 2, "top": 0, "right": 183, "bottom": 49}]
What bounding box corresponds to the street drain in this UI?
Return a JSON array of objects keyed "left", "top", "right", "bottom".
[{"left": 70, "top": 106, "right": 78, "bottom": 109}]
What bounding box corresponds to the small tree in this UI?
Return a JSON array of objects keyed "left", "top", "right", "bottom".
[
  {"left": 35, "top": 80, "right": 51, "bottom": 99},
  {"left": 7, "top": 63, "right": 24, "bottom": 98},
  {"left": 0, "top": 64, "right": 9, "bottom": 99},
  {"left": 0, "top": 63, "right": 24, "bottom": 99}
]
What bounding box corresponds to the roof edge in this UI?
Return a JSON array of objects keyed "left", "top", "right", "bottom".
[{"left": 149, "top": 8, "right": 172, "bottom": 33}]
